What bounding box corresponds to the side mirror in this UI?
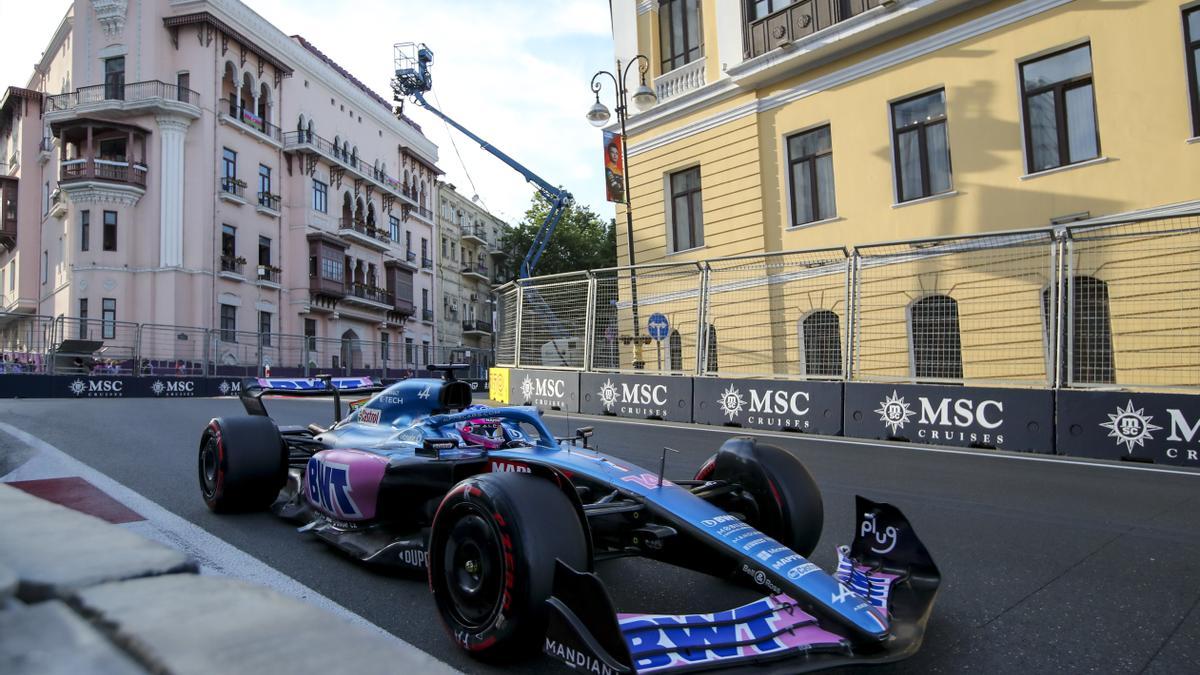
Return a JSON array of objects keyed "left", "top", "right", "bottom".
[
  {"left": 576, "top": 426, "right": 593, "bottom": 448},
  {"left": 418, "top": 437, "right": 458, "bottom": 457}
]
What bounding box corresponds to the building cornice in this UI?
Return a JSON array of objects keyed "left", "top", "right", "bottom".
[
  {"left": 33, "top": 12, "right": 74, "bottom": 81},
  {"left": 627, "top": 0, "right": 1075, "bottom": 157}
]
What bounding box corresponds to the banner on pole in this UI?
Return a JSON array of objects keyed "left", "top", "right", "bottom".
[{"left": 603, "top": 131, "right": 625, "bottom": 204}]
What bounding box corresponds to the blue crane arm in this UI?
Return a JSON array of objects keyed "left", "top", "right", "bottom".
[{"left": 407, "top": 92, "right": 571, "bottom": 278}]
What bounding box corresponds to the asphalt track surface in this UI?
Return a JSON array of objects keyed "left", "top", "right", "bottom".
[{"left": 2, "top": 397, "right": 1199, "bottom": 674}]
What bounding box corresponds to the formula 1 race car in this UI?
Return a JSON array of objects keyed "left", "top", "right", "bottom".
[{"left": 197, "top": 367, "right": 940, "bottom": 673}]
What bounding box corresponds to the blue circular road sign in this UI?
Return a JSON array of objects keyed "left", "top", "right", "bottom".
[{"left": 647, "top": 313, "right": 670, "bottom": 341}]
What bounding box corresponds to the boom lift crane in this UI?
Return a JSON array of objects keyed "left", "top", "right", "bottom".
[{"left": 392, "top": 43, "right": 571, "bottom": 279}]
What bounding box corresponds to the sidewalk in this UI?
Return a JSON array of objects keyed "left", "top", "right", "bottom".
[{"left": 0, "top": 483, "right": 455, "bottom": 675}]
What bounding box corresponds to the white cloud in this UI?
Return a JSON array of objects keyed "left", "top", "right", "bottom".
[{"left": 0, "top": 0, "right": 619, "bottom": 225}]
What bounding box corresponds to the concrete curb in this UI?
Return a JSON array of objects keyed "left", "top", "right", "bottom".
[{"left": 0, "top": 484, "right": 456, "bottom": 674}]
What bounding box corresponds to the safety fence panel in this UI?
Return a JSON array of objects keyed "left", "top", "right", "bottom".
[
  {"left": 517, "top": 273, "right": 590, "bottom": 370},
  {"left": 703, "top": 250, "right": 849, "bottom": 379},
  {"left": 851, "top": 231, "right": 1057, "bottom": 388},
  {"left": 211, "top": 330, "right": 300, "bottom": 378},
  {"left": 53, "top": 316, "right": 141, "bottom": 375},
  {"left": 137, "top": 324, "right": 209, "bottom": 376},
  {"left": 0, "top": 313, "right": 55, "bottom": 374},
  {"left": 494, "top": 284, "right": 519, "bottom": 367},
  {"left": 1064, "top": 215, "right": 1200, "bottom": 391},
  {"left": 591, "top": 263, "right": 702, "bottom": 375}
]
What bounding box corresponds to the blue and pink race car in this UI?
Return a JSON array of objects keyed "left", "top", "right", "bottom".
[{"left": 197, "top": 366, "right": 940, "bottom": 673}]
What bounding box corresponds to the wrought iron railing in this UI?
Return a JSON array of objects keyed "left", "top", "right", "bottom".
[
  {"left": 219, "top": 176, "right": 245, "bottom": 198},
  {"left": 219, "top": 255, "right": 245, "bottom": 275},
  {"left": 222, "top": 99, "right": 282, "bottom": 141},
  {"left": 257, "top": 192, "right": 281, "bottom": 211},
  {"left": 47, "top": 80, "right": 200, "bottom": 111},
  {"left": 282, "top": 130, "right": 415, "bottom": 201}
]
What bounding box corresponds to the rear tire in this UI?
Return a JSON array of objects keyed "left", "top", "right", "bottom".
[
  {"left": 695, "top": 437, "right": 824, "bottom": 557},
  {"left": 198, "top": 416, "right": 286, "bottom": 513},
  {"left": 429, "top": 472, "right": 587, "bottom": 660}
]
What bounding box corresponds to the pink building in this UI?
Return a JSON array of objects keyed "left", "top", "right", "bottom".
[{"left": 0, "top": 0, "right": 440, "bottom": 374}]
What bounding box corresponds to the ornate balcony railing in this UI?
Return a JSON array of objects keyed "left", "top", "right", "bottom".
[
  {"left": 219, "top": 176, "right": 245, "bottom": 198},
  {"left": 61, "top": 159, "right": 148, "bottom": 187},
  {"left": 282, "top": 130, "right": 417, "bottom": 203},
  {"left": 654, "top": 58, "right": 706, "bottom": 103},
  {"left": 350, "top": 283, "right": 393, "bottom": 306},
  {"left": 257, "top": 192, "right": 281, "bottom": 211},
  {"left": 220, "top": 255, "right": 245, "bottom": 276},
  {"left": 744, "top": 0, "right": 882, "bottom": 60},
  {"left": 47, "top": 80, "right": 199, "bottom": 112},
  {"left": 337, "top": 218, "right": 390, "bottom": 243},
  {"left": 221, "top": 99, "right": 282, "bottom": 141}
]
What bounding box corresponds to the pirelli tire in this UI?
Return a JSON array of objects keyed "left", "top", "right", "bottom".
[
  {"left": 198, "top": 416, "right": 287, "bottom": 513},
  {"left": 695, "top": 436, "right": 824, "bottom": 558},
  {"left": 429, "top": 472, "right": 588, "bottom": 661}
]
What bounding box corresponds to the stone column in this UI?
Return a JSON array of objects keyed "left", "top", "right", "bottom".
[{"left": 155, "top": 115, "right": 191, "bottom": 268}]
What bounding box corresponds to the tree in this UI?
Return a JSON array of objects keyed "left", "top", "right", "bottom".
[{"left": 499, "top": 191, "right": 616, "bottom": 279}]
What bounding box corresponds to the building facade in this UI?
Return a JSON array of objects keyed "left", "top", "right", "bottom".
[
  {"left": 0, "top": 0, "right": 441, "bottom": 374},
  {"left": 591, "top": 0, "right": 1200, "bottom": 384},
  {"left": 434, "top": 182, "right": 507, "bottom": 351}
]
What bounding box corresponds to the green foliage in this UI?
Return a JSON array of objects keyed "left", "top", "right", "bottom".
[{"left": 499, "top": 192, "right": 616, "bottom": 278}]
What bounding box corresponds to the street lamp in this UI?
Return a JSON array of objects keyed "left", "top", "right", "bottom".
[{"left": 588, "top": 56, "right": 656, "bottom": 368}]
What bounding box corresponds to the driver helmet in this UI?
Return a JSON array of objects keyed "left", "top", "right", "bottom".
[{"left": 457, "top": 417, "right": 506, "bottom": 448}]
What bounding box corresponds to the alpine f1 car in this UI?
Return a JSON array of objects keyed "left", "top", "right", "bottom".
[{"left": 197, "top": 367, "right": 940, "bottom": 673}]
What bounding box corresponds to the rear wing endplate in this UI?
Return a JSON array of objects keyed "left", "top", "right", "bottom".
[{"left": 239, "top": 375, "right": 386, "bottom": 423}]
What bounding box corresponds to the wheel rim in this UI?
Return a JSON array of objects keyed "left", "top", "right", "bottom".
[
  {"left": 199, "top": 435, "right": 219, "bottom": 499},
  {"left": 442, "top": 508, "right": 504, "bottom": 630}
]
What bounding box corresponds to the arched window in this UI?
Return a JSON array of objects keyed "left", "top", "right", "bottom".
[
  {"left": 366, "top": 202, "right": 376, "bottom": 226},
  {"left": 668, "top": 330, "right": 683, "bottom": 372},
  {"left": 1044, "top": 276, "right": 1113, "bottom": 384},
  {"left": 341, "top": 192, "right": 352, "bottom": 222},
  {"left": 306, "top": 120, "right": 314, "bottom": 142},
  {"left": 705, "top": 325, "right": 718, "bottom": 373},
  {"left": 257, "top": 82, "right": 270, "bottom": 123},
  {"left": 351, "top": 146, "right": 358, "bottom": 165},
  {"left": 354, "top": 197, "right": 365, "bottom": 223},
  {"left": 910, "top": 295, "right": 962, "bottom": 380},
  {"left": 801, "top": 310, "right": 841, "bottom": 377},
  {"left": 239, "top": 72, "right": 255, "bottom": 116},
  {"left": 333, "top": 135, "right": 342, "bottom": 159},
  {"left": 296, "top": 114, "right": 306, "bottom": 134}
]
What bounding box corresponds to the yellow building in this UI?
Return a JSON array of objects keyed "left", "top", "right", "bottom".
[{"left": 585, "top": 0, "right": 1200, "bottom": 389}]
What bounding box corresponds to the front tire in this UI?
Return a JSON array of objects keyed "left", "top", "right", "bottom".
[
  {"left": 198, "top": 416, "right": 286, "bottom": 513},
  {"left": 696, "top": 437, "right": 824, "bottom": 557},
  {"left": 429, "top": 472, "right": 587, "bottom": 660}
]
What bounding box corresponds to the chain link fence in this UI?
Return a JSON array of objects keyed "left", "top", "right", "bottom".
[{"left": 498, "top": 213, "right": 1198, "bottom": 392}]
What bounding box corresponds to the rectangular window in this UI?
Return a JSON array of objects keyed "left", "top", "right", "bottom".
[
  {"left": 258, "top": 236, "right": 271, "bottom": 267},
  {"left": 668, "top": 166, "right": 704, "bottom": 252},
  {"left": 304, "top": 318, "right": 317, "bottom": 351},
  {"left": 80, "top": 211, "right": 90, "bottom": 251},
  {"left": 221, "top": 224, "right": 236, "bottom": 259},
  {"left": 892, "top": 90, "right": 952, "bottom": 203},
  {"left": 41, "top": 251, "right": 47, "bottom": 284},
  {"left": 321, "top": 257, "right": 343, "bottom": 282},
  {"left": 658, "top": 0, "right": 702, "bottom": 72},
  {"left": 258, "top": 164, "right": 272, "bottom": 207},
  {"left": 43, "top": 182, "right": 49, "bottom": 215},
  {"left": 312, "top": 179, "right": 328, "bottom": 212},
  {"left": 102, "top": 298, "right": 116, "bottom": 340},
  {"left": 422, "top": 340, "right": 431, "bottom": 367},
  {"left": 390, "top": 215, "right": 401, "bottom": 242},
  {"left": 176, "top": 72, "right": 190, "bottom": 103},
  {"left": 78, "top": 298, "right": 88, "bottom": 339},
  {"left": 380, "top": 332, "right": 390, "bottom": 362},
  {"left": 221, "top": 148, "right": 237, "bottom": 192},
  {"left": 259, "top": 311, "right": 272, "bottom": 346},
  {"left": 786, "top": 125, "right": 835, "bottom": 226},
  {"left": 220, "top": 304, "right": 237, "bottom": 342},
  {"left": 102, "top": 211, "right": 118, "bottom": 251},
  {"left": 405, "top": 231, "right": 412, "bottom": 256},
  {"left": 442, "top": 237, "right": 448, "bottom": 258},
  {"left": 104, "top": 56, "right": 125, "bottom": 100},
  {"left": 421, "top": 237, "right": 429, "bottom": 258},
  {"left": 1020, "top": 44, "right": 1099, "bottom": 173},
  {"left": 1186, "top": 8, "right": 1200, "bottom": 137},
  {"left": 405, "top": 337, "right": 415, "bottom": 364}
]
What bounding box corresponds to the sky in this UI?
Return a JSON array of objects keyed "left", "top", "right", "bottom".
[{"left": 0, "top": 0, "right": 618, "bottom": 225}]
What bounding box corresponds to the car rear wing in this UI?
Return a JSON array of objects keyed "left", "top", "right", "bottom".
[{"left": 239, "top": 375, "right": 387, "bottom": 422}]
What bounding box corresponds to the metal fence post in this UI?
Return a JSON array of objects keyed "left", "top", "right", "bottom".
[
  {"left": 1065, "top": 236, "right": 1075, "bottom": 388},
  {"left": 694, "top": 262, "right": 710, "bottom": 376},
  {"left": 133, "top": 325, "right": 144, "bottom": 376},
  {"left": 513, "top": 285, "right": 524, "bottom": 369},
  {"left": 844, "top": 250, "right": 856, "bottom": 381},
  {"left": 583, "top": 272, "right": 596, "bottom": 372},
  {"left": 1048, "top": 234, "right": 1062, "bottom": 389}
]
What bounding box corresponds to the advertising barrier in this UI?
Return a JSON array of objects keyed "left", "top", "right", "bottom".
[
  {"left": 1056, "top": 390, "right": 1200, "bottom": 468},
  {"left": 692, "top": 377, "right": 843, "bottom": 435},
  {"left": 508, "top": 369, "right": 581, "bottom": 411},
  {"left": 489, "top": 367, "right": 510, "bottom": 404},
  {"left": 844, "top": 382, "right": 1055, "bottom": 453},
  {"left": 579, "top": 372, "right": 692, "bottom": 422}
]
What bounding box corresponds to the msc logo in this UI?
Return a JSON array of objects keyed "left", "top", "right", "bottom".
[
  {"left": 150, "top": 380, "right": 195, "bottom": 397},
  {"left": 875, "top": 390, "right": 1003, "bottom": 433},
  {"left": 305, "top": 457, "right": 360, "bottom": 518},
  {"left": 217, "top": 380, "right": 240, "bottom": 396},
  {"left": 598, "top": 378, "right": 668, "bottom": 411},
  {"left": 68, "top": 378, "right": 124, "bottom": 397},
  {"left": 1100, "top": 400, "right": 1162, "bottom": 453},
  {"left": 521, "top": 375, "right": 565, "bottom": 402},
  {"left": 718, "top": 385, "right": 811, "bottom": 422},
  {"left": 875, "top": 391, "right": 915, "bottom": 434}
]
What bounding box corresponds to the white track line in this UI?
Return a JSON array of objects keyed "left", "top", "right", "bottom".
[
  {"left": 537, "top": 410, "right": 1200, "bottom": 479},
  {"left": 0, "top": 421, "right": 458, "bottom": 672}
]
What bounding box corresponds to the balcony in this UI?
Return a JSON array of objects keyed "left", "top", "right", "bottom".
[
  {"left": 421, "top": 257, "right": 433, "bottom": 271},
  {"left": 219, "top": 99, "right": 282, "bottom": 146},
  {"left": 422, "top": 308, "right": 434, "bottom": 323},
  {"left": 283, "top": 130, "right": 417, "bottom": 205},
  {"left": 345, "top": 283, "right": 394, "bottom": 311},
  {"left": 45, "top": 80, "right": 201, "bottom": 121},
  {"left": 256, "top": 191, "right": 281, "bottom": 216},
  {"left": 38, "top": 137, "right": 54, "bottom": 164},
  {"left": 219, "top": 255, "right": 246, "bottom": 280},
  {"left": 462, "top": 226, "right": 487, "bottom": 246},
  {"left": 256, "top": 265, "right": 282, "bottom": 288},
  {"left": 61, "top": 159, "right": 147, "bottom": 188},
  {"left": 654, "top": 58, "right": 706, "bottom": 104},
  {"left": 337, "top": 218, "right": 390, "bottom": 252},
  {"left": 462, "top": 263, "right": 489, "bottom": 283},
  {"left": 393, "top": 296, "right": 415, "bottom": 316},
  {"left": 49, "top": 189, "right": 67, "bottom": 218},
  {"left": 219, "top": 177, "right": 246, "bottom": 204},
  {"left": 405, "top": 203, "right": 434, "bottom": 224},
  {"left": 462, "top": 320, "right": 492, "bottom": 336},
  {"left": 309, "top": 274, "right": 346, "bottom": 301},
  {"left": 0, "top": 176, "right": 15, "bottom": 251}
]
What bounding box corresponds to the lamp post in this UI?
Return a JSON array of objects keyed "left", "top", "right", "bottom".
[{"left": 587, "top": 56, "right": 656, "bottom": 368}]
